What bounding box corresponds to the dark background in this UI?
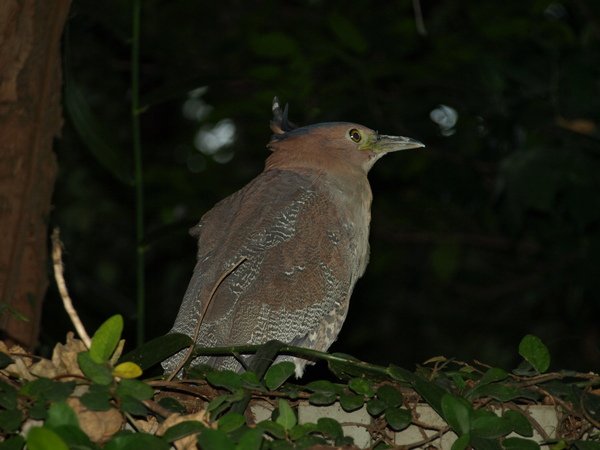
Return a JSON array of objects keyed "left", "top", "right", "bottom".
[{"left": 45, "top": 0, "right": 600, "bottom": 373}]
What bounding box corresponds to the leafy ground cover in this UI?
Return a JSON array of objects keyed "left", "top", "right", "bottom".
[{"left": 0, "top": 316, "right": 598, "bottom": 449}]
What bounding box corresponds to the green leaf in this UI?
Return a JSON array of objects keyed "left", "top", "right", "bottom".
[
  {"left": 207, "top": 394, "right": 230, "bottom": 412},
  {"left": 119, "top": 395, "right": 147, "bottom": 416},
  {"left": 572, "top": 441, "right": 600, "bottom": 450},
  {"left": 119, "top": 333, "right": 192, "bottom": 371},
  {"left": 451, "top": 433, "right": 470, "bottom": 450},
  {"left": 503, "top": 410, "right": 533, "bottom": 437},
  {"left": 276, "top": 399, "right": 296, "bottom": 430},
  {"left": 348, "top": 378, "right": 375, "bottom": 397},
  {"left": 45, "top": 402, "right": 79, "bottom": 429},
  {"left": 450, "top": 372, "right": 467, "bottom": 390},
  {"left": 550, "top": 441, "right": 568, "bottom": 450},
  {"left": 0, "top": 352, "right": 14, "bottom": 369},
  {"left": 29, "top": 401, "right": 48, "bottom": 420},
  {"left": 289, "top": 423, "right": 319, "bottom": 441},
  {"left": 158, "top": 396, "right": 186, "bottom": 414},
  {"left": 377, "top": 385, "right": 403, "bottom": 408},
  {"left": 384, "top": 407, "right": 411, "bottom": 431},
  {"left": 248, "top": 340, "right": 287, "bottom": 379},
  {"left": 339, "top": 392, "right": 364, "bottom": 412},
  {"left": 240, "top": 371, "right": 263, "bottom": 390},
  {"left": 295, "top": 435, "right": 327, "bottom": 448},
  {"left": 77, "top": 351, "right": 113, "bottom": 385},
  {"left": 20, "top": 378, "right": 75, "bottom": 402},
  {"left": 0, "top": 380, "right": 17, "bottom": 409},
  {"left": 206, "top": 370, "right": 243, "bottom": 392},
  {"left": 305, "top": 380, "right": 340, "bottom": 394},
  {"left": 335, "top": 436, "right": 354, "bottom": 447},
  {"left": 470, "top": 412, "right": 512, "bottom": 438},
  {"left": 103, "top": 432, "right": 169, "bottom": 450},
  {"left": 582, "top": 391, "right": 600, "bottom": 422},
  {"left": 327, "top": 352, "right": 366, "bottom": 379},
  {"left": 387, "top": 364, "right": 415, "bottom": 383},
  {"left": 0, "top": 436, "right": 25, "bottom": 450},
  {"left": 0, "top": 409, "right": 22, "bottom": 433},
  {"left": 478, "top": 368, "right": 509, "bottom": 386},
  {"left": 518, "top": 335, "right": 550, "bottom": 373},
  {"left": 256, "top": 420, "right": 286, "bottom": 439},
  {"left": 471, "top": 435, "right": 507, "bottom": 450},
  {"left": 264, "top": 361, "right": 295, "bottom": 390},
  {"left": 316, "top": 417, "right": 343, "bottom": 440},
  {"left": 236, "top": 428, "right": 263, "bottom": 450},
  {"left": 89, "top": 315, "right": 123, "bottom": 363},
  {"left": 467, "top": 383, "right": 526, "bottom": 402},
  {"left": 81, "top": 384, "right": 112, "bottom": 411},
  {"left": 52, "top": 425, "right": 96, "bottom": 450},
  {"left": 366, "top": 398, "right": 386, "bottom": 416},
  {"left": 218, "top": 413, "right": 245, "bottom": 433},
  {"left": 441, "top": 394, "right": 472, "bottom": 435},
  {"left": 26, "top": 427, "right": 69, "bottom": 450},
  {"left": 412, "top": 375, "right": 446, "bottom": 415},
  {"left": 308, "top": 391, "right": 337, "bottom": 406},
  {"left": 503, "top": 437, "right": 540, "bottom": 450},
  {"left": 162, "top": 421, "right": 205, "bottom": 442},
  {"left": 116, "top": 379, "right": 154, "bottom": 401}
]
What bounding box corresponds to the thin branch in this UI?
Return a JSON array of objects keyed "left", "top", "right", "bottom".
[
  {"left": 166, "top": 256, "right": 247, "bottom": 381},
  {"left": 143, "top": 399, "right": 174, "bottom": 419},
  {"left": 51, "top": 228, "right": 91, "bottom": 348},
  {"left": 411, "top": 418, "right": 448, "bottom": 432},
  {"left": 406, "top": 426, "right": 452, "bottom": 449}
]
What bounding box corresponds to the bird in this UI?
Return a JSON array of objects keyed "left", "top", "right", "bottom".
[{"left": 163, "top": 98, "right": 424, "bottom": 378}]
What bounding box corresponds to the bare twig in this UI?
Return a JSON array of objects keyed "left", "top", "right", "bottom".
[
  {"left": 143, "top": 399, "right": 174, "bottom": 418},
  {"left": 406, "top": 425, "right": 452, "bottom": 449},
  {"left": 51, "top": 228, "right": 91, "bottom": 348},
  {"left": 166, "top": 256, "right": 247, "bottom": 381}
]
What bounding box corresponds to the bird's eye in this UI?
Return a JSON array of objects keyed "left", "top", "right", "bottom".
[{"left": 349, "top": 128, "right": 362, "bottom": 143}]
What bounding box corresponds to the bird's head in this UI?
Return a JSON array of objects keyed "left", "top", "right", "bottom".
[{"left": 266, "top": 98, "right": 424, "bottom": 174}]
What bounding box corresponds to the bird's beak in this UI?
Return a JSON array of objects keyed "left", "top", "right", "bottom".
[{"left": 372, "top": 135, "right": 425, "bottom": 154}]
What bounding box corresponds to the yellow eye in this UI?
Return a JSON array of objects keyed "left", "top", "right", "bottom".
[{"left": 349, "top": 128, "right": 362, "bottom": 143}]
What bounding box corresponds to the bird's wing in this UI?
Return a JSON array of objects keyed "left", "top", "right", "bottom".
[{"left": 166, "top": 168, "right": 362, "bottom": 371}]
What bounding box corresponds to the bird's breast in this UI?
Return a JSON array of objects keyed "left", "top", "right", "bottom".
[{"left": 317, "top": 172, "right": 372, "bottom": 279}]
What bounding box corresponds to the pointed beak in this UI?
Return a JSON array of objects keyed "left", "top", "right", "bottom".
[{"left": 373, "top": 135, "right": 425, "bottom": 154}]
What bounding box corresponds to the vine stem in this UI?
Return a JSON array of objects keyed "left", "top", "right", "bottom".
[{"left": 131, "top": 0, "right": 145, "bottom": 346}]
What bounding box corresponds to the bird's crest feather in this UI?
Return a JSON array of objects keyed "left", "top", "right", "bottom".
[{"left": 270, "top": 96, "right": 297, "bottom": 135}]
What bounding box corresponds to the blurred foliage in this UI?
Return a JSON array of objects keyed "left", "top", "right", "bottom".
[{"left": 46, "top": 0, "right": 600, "bottom": 373}]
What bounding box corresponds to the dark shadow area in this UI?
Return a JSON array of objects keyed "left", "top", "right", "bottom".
[{"left": 45, "top": 0, "right": 600, "bottom": 373}]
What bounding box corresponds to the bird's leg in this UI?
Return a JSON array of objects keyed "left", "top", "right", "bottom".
[{"left": 166, "top": 255, "right": 247, "bottom": 380}]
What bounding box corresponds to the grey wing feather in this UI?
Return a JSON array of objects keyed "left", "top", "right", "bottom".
[{"left": 162, "top": 169, "right": 360, "bottom": 376}]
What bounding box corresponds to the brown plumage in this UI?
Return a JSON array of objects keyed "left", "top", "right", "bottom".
[{"left": 163, "top": 98, "right": 424, "bottom": 377}]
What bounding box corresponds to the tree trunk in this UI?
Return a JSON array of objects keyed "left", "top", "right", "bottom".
[{"left": 0, "top": 0, "right": 71, "bottom": 348}]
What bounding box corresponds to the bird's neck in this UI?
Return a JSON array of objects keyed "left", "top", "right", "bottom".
[
  {"left": 265, "top": 149, "right": 373, "bottom": 214},
  {"left": 266, "top": 147, "right": 366, "bottom": 180}
]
